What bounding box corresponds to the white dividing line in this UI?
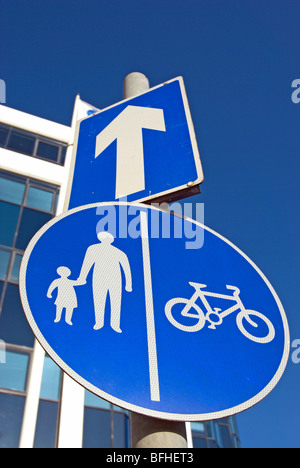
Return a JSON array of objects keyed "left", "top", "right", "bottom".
[{"left": 140, "top": 210, "right": 160, "bottom": 402}]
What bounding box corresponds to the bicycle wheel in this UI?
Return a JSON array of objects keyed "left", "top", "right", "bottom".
[
  {"left": 236, "top": 309, "right": 275, "bottom": 344},
  {"left": 165, "top": 298, "right": 206, "bottom": 332}
]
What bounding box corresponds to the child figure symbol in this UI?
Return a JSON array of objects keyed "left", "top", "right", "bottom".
[{"left": 47, "top": 267, "right": 78, "bottom": 325}]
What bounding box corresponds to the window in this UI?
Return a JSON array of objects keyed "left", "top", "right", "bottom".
[
  {"left": 83, "top": 391, "right": 130, "bottom": 448},
  {"left": 191, "top": 422, "right": 205, "bottom": 434},
  {"left": 0, "top": 176, "right": 25, "bottom": 204},
  {"left": 0, "top": 394, "right": 25, "bottom": 448},
  {"left": 0, "top": 172, "right": 59, "bottom": 349},
  {"left": 7, "top": 130, "right": 35, "bottom": 156},
  {"left": 0, "top": 124, "right": 9, "bottom": 147},
  {"left": 9, "top": 252, "right": 23, "bottom": 283},
  {"left": 0, "top": 124, "right": 67, "bottom": 165},
  {"left": 26, "top": 186, "right": 54, "bottom": 212},
  {"left": 32, "top": 356, "right": 62, "bottom": 448},
  {"left": 0, "top": 350, "right": 29, "bottom": 392},
  {"left": 0, "top": 247, "right": 10, "bottom": 280},
  {"left": 191, "top": 417, "right": 240, "bottom": 448},
  {"left": 40, "top": 355, "right": 61, "bottom": 401},
  {"left": 0, "top": 201, "right": 20, "bottom": 246},
  {"left": 83, "top": 407, "right": 112, "bottom": 448},
  {"left": 114, "top": 412, "right": 130, "bottom": 448},
  {"left": 16, "top": 208, "right": 52, "bottom": 250},
  {"left": 193, "top": 437, "right": 208, "bottom": 448},
  {"left": 0, "top": 283, "right": 35, "bottom": 347},
  {"left": 218, "top": 424, "right": 234, "bottom": 448},
  {"left": 33, "top": 400, "right": 59, "bottom": 448},
  {"left": 36, "top": 141, "right": 59, "bottom": 162},
  {"left": 85, "top": 390, "right": 111, "bottom": 410},
  {"left": 0, "top": 172, "right": 60, "bottom": 447}
]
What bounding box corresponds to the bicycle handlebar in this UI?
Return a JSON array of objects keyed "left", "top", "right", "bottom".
[{"left": 226, "top": 285, "right": 240, "bottom": 294}]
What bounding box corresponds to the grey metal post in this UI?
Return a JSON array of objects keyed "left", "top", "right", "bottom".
[
  {"left": 123, "top": 72, "right": 150, "bottom": 99},
  {"left": 123, "top": 72, "right": 188, "bottom": 449},
  {"left": 131, "top": 413, "right": 188, "bottom": 448}
]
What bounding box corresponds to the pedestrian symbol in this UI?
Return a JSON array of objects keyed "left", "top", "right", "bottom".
[{"left": 47, "top": 232, "right": 132, "bottom": 332}]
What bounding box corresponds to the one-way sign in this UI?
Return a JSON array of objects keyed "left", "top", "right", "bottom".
[{"left": 67, "top": 77, "right": 204, "bottom": 209}]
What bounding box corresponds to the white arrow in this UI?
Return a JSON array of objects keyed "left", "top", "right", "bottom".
[{"left": 95, "top": 105, "right": 166, "bottom": 199}]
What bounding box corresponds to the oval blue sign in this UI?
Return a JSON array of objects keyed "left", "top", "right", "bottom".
[{"left": 19, "top": 202, "right": 290, "bottom": 421}]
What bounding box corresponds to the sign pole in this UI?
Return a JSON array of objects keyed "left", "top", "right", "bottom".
[
  {"left": 131, "top": 413, "right": 188, "bottom": 448},
  {"left": 124, "top": 73, "right": 188, "bottom": 449}
]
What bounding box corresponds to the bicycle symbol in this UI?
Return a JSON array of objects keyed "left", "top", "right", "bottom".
[{"left": 165, "top": 282, "right": 275, "bottom": 344}]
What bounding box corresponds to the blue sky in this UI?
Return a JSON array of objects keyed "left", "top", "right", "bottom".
[{"left": 1, "top": 0, "right": 300, "bottom": 448}]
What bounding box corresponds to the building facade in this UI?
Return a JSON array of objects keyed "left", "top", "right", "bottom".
[{"left": 0, "top": 101, "right": 241, "bottom": 448}]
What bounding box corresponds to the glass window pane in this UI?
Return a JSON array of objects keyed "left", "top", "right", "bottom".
[
  {"left": 0, "top": 176, "right": 25, "bottom": 204},
  {"left": 85, "top": 390, "right": 111, "bottom": 409},
  {"left": 83, "top": 407, "right": 111, "bottom": 448},
  {"left": 7, "top": 131, "right": 35, "bottom": 156},
  {"left": 0, "top": 201, "right": 20, "bottom": 246},
  {"left": 114, "top": 412, "right": 129, "bottom": 448},
  {"left": 191, "top": 422, "right": 205, "bottom": 434},
  {"left": 217, "top": 417, "right": 229, "bottom": 424},
  {"left": 16, "top": 208, "right": 52, "bottom": 250},
  {"left": 0, "top": 283, "right": 35, "bottom": 347},
  {"left": 192, "top": 437, "right": 207, "bottom": 448},
  {"left": 208, "top": 439, "right": 219, "bottom": 448},
  {"left": 0, "top": 350, "right": 29, "bottom": 392},
  {"left": 36, "top": 141, "right": 59, "bottom": 162},
  {"left": 0, "top": 247, "right": 11, "bottom": 280},
  {"left": 60, "top": 146, "right": 67, "bottom": 165},
  {"left": 206, "top": 421, "right": 216, "bottom": 439},
  {"left": 229, "top": 416, "right": 239, "bottom": 435},
  {"left": 218, "top": 424, "right": 234, "bottom": 448},
  {"left": 0, "top": 394, "right": 25, "bottom": 448},
  {"left": 34, "top": 400, "right": 58, "bottom": 448},
  {"left": 40, "top": 355, "right": 61, "bottom": 400},
  {"left": 26, "top": 186, "right": 53, "bottom": 212},
  {"left": 10, "top": 253, "right": 23, "bottom": 282},
  {"left": 0, "top": 125, "right": 9, "bottom": 147}
]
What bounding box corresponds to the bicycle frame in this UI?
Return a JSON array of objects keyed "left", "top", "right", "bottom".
[
  {"left": 165, "top": 282, "right": 275, "bottom": 342},
  {"left": 184, "top": 283, "right": 246, "bottom": 328}
]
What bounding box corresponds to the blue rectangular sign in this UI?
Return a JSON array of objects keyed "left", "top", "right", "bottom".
[{"left": 67, "top": 77, "right": 204, "bottom": 209}]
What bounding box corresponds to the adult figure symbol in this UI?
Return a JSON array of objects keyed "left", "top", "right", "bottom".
[{"left": 77, "top": 231, "right": 132, "bottom": 332}]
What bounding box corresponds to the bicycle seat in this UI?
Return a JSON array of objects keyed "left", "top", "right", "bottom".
[{"left": 189, "top": 282, "right": 207, "bottom": 289}]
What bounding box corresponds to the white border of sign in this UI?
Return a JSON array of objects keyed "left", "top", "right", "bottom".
[
  {"left": 65, "top": 77, "right": 204, "bottom": 210},
  {"left": 19, "top": 202, "right": 290, "bottom": 422}
]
